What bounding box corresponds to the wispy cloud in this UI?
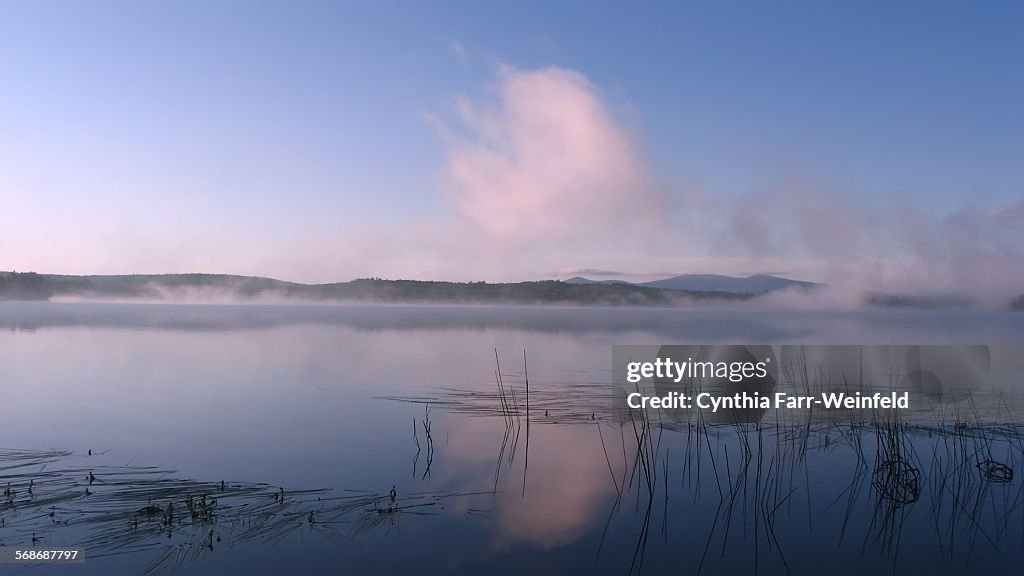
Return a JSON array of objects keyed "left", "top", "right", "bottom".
[
  {"left": 437, "top": 65, "right": 667, "bottom": 247},
  {"left": 317, "top": 64, "right": 672, "bottom": 283}
]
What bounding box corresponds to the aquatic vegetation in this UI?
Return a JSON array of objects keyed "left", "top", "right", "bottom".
[
  {"left": 0, "top": 449, "right": 482, "bottom": 575},
  {"left": 382, "top": 352, "right": 1024, "bottom": 574}
]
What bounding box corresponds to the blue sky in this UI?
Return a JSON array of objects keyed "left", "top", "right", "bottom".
[{"left": 2, "top": 1, "right": 1022, "bottom": 298}]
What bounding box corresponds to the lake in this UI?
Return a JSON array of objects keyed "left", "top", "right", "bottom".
[{"left": 1, "top": 302, "right": 1023, "bottom": 575}]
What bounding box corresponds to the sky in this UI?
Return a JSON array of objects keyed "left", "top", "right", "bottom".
[{"left": 1, "top": 1, "right": 1022, "bottom": 300}]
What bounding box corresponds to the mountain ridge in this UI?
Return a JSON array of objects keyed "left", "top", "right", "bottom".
[
  {"left": 565, "top": 273, "right": 817, "bottom": 294},
  {"left": 0, "top": 271, "right": 750, "bottom": 306}
]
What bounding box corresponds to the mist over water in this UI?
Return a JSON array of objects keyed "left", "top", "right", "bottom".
[{"left": 3, "top": 301, "right": 1023, "bottom": 341}]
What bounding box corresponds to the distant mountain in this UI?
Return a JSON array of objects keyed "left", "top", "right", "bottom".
[
  {"left": 565, "top": 273, "right": 817, "bottom": 295},
  {"left": 641, "top": 274, "right": 817, "bottom": 294},
  {"left": 564, "top": 276, "right": 629, "bottom": 285}
]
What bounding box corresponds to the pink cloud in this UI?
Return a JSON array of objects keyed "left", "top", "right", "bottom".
[
  {"left": 438, "top": 414, "right": 621, "bottom": 549},
  {"left": 438, "top": 65, "right": 666, "bottom": 247}
]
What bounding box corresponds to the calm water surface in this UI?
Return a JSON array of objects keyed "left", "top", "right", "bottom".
[{"left": 1, "top": 303, "right": 1023, "bottom": 575}]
